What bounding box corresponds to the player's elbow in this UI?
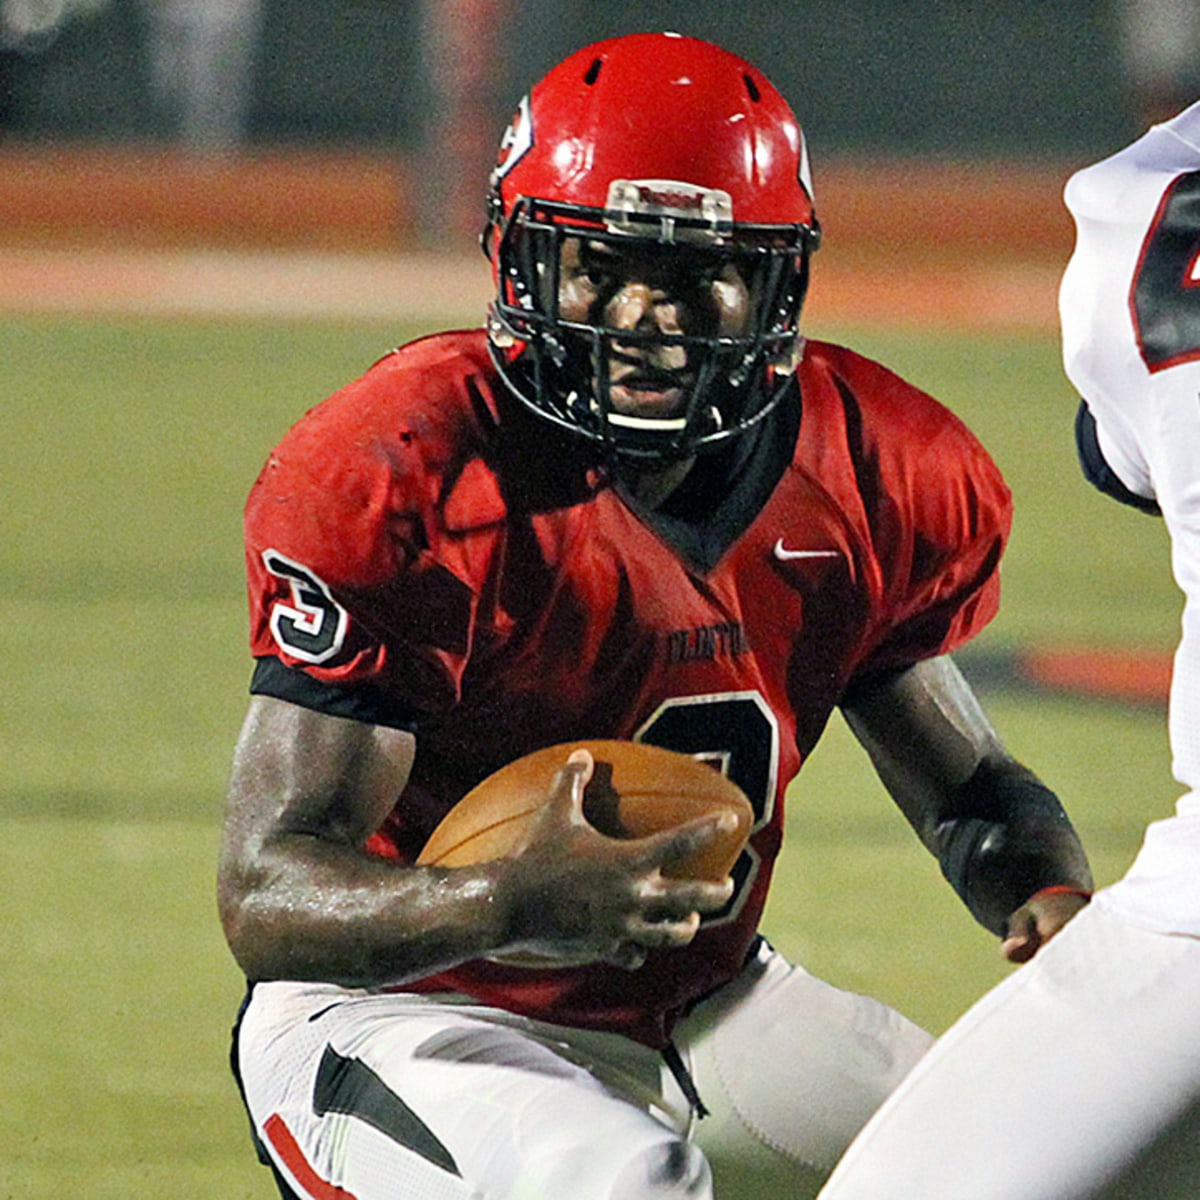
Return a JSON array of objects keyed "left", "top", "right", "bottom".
[
  {"left": 217, "top": 859, "right": 268, "bottom": 979},
  {"left": 216, "top": 852, "right": 297, "bottom": 981}
]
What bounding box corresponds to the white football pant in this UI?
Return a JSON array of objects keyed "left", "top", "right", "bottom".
[
  {"left": 817, "top": 902, "right": 1200, "bottom": 1199},
  {"left": 236, "top": 942, "right": 932, "bottom": 1200}
]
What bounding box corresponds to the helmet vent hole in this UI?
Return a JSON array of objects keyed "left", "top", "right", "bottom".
[
  {"left": 584, "top": 58, "right": 603, "bottom": 85},
  {"left": 743, "top": 73, "right": 761, "bottom": 102}
]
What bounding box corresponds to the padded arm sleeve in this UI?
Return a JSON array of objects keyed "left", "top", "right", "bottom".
[{"left": 935, "top": 759, "right": 1094, "bottom": 936}]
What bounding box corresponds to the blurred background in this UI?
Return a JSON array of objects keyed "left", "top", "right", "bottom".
[
  {"left": 1, "top": 0, "right": 1198, "bottom": 250},
  {"left": 3, "top": 3, "right": 1194, "bottom": 1197}
]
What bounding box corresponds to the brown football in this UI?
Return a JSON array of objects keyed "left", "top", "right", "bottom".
[{"left": 416, "top": 739, "right": 753, "bottom": 882}]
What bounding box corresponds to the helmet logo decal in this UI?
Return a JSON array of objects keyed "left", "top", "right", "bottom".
[
  {"left": 606, "top": 179, "right": 734, "bottom": 241},
  {"left": 493, "top": 94, "right": 533, "bottom": 182}
]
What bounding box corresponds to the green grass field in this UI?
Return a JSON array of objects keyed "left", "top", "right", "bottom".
[{"left": 1, "top": 310, "right": 1182, "bottom": 1197}]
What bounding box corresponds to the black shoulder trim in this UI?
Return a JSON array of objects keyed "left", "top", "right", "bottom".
[
  {"left": 1074, "top": 400, "right": 1161, "bottom": 516},
  {"left": 249, "top": 657, "right": 420, "bottom": 732}
]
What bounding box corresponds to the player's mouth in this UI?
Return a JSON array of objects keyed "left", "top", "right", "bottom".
[{"left": 607, "top": 366, "right": 691, "bottom": 419}]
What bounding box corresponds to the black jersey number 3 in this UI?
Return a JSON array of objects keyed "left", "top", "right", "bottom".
[
  {"left": 1132, "top": 170, "right": 1200, "bottom": 372},
  {"left": 635, "top": 691, "right": 779, "bottom": 924},
  {"left": 262, "top": 549, "right": 349, "bottom": 664}
]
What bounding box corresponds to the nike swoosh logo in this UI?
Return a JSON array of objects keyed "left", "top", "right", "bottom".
[{"left": 773, "top": 538, "right": 842, "bottom": 561}]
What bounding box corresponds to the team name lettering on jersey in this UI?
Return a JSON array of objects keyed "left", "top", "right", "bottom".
[{"left": 667, "top": 621, "right": 749, "bottom": 664}]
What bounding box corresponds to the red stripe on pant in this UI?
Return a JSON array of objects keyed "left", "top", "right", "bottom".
[{"left": 264, "top": 1112, "right": 358, "bottom": 1200}]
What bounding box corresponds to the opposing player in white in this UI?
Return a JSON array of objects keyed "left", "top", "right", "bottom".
[{"left": 816, "top": 102, "right": 1200, "bottom": 1200}]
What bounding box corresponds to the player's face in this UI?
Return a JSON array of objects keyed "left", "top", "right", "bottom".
[{"left": 557, "top": 237, "right": 752, "bottom": 419}]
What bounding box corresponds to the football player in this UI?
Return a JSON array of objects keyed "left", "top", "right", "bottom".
[
  {"left": 816, "top": 102, "right": 1200, "bottom": 1200},
  {"left": 219, "top": 33, "right": 1093, "bottom": 1200}
]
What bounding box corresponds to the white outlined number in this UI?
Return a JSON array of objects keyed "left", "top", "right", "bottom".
[
  {"left": 1132, "top": 170, "right": 1200, "bottom": 372},
  {"left": 635, "top": 691, "right": 779, "bottom": 925},
  {"left": 262, "top": 550, "right": 348, "bottom": 664}
]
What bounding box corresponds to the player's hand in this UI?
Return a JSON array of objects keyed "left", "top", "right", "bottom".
[
  {"left": 497, "top": 749, "right": 737, "bottom": 969},
  {"left": 1000, "top": 886, "right": 1091, "bottom": 963}
]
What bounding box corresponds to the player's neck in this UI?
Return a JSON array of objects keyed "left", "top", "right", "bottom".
[{"left": 615, "top": 456, "right": 696, "bottom": 510}]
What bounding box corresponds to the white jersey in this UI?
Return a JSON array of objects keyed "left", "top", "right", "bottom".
[{"left": 1059, "top": 100, "right": 1200, "bottom": 935}]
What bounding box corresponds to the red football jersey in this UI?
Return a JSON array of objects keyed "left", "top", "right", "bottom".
[{"left": 243, "top": 329, "right": 1011, "bottom": 1046}]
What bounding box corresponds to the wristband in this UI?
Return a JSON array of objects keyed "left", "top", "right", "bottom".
[{"left": 1028, "top": 884, "right": 1093, "bottom": 904}]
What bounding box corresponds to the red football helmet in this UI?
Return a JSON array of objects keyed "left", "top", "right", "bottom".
[{"left": 483, "top": 32, "right": 820, "bottom": 460}]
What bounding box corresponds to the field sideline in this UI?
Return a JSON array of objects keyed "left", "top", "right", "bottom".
[
  {"left": 0, "top": 141, "right": 1074, "bottom": 329},
  {"left": 0, "top": 242, "right": 1062, "bottom": 330}
]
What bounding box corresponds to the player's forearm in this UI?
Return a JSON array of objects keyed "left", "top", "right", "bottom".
[
  {"left": 841, "top": 655, "right": 1093, "bottom": 936},
  {"left": 218, "top": 839, "right": 511, "bottom": 986},
  {"left": 217, "top": 696, "right": 504, "bottom": 985}
]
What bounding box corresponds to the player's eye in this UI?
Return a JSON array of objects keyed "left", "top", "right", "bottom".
[{"left": 578, "top": 248, "right": 618, "bottom": 288}]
